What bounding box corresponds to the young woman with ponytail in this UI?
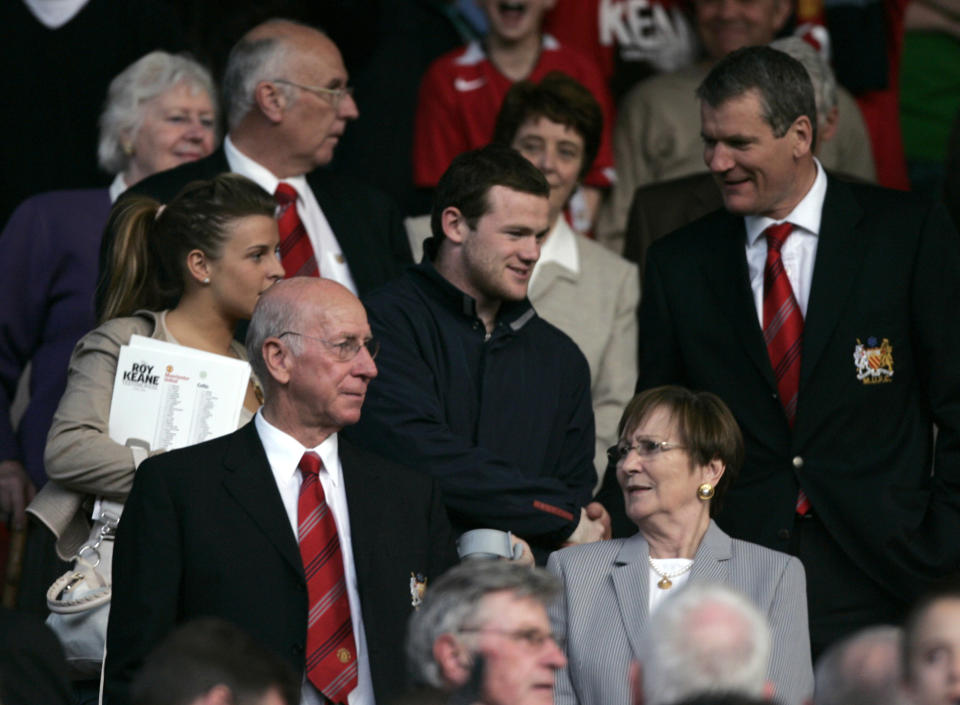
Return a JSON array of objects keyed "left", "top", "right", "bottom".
[{"left": 28, "top": 173, "right": 283, "bottom": 568}]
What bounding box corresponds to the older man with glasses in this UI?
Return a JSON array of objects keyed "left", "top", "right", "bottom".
[
  {"left": 405, "top": 560, "right": 567, "bottom": 705},
  {"left": 104, "top": 278, "right": 457, "bottom": 705},
  {"left": 97, "top": 19, "right": 411, "bottom": 320}
]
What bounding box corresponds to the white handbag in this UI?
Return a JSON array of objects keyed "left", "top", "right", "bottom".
[{"left": 45, "top": 504, "right": 120, "bottom": 677}]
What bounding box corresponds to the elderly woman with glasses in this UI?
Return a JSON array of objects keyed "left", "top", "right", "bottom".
[{"left": 547, "top": 386, "right": 814, "bottom": 705}]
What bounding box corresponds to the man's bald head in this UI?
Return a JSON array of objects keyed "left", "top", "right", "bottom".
[{"left": 247, "top": 277, "right": 357, "bottom": 373}]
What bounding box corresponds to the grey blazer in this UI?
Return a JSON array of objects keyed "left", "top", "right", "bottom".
[{"left": 546, "top": 521, "right": 813, "bottom": 705}]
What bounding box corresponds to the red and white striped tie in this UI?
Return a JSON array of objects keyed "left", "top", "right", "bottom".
[
  {"left": 761, "top": 223, "right": 811, "bottom": 515},
  {"left": 276, "top": 183, "right": 319, "bottom": 278},
  {"left": 297, "top": 452, "right": 358, "bottom": 703}
]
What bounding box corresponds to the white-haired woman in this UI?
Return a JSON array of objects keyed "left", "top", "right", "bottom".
[{"left": 1, "top": 50, "right": 217, "bottom": 612}]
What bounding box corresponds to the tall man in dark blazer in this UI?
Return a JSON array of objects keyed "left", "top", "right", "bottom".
[
  {"left": 104, "top": 278, "right": 456, "bottom": 705},
  {"left": 600, "top": 46, "right": 960, "bottom": 657},
  {"left": 98, "top": 19, "right": 410, "bottom": 317}
]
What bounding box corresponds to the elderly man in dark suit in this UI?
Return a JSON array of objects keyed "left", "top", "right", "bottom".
[
  {"left": 104, "top": 278, "right": 456, "bottom": 705},
  {"left": 98, "top": 19, "right": 410, "bottom": 317},
  {"left": 599, "top": 46, "right": 960, "bottom": 658}
]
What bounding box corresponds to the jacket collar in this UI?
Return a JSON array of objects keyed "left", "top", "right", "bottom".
[{"left": 410, "top": 257, "right": 538, "bottom": 333}]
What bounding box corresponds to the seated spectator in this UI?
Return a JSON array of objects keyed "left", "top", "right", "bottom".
[
  {"left": 492, "top": 72, "right": 639, "bottom": 486},
  {"left": 813, "top": 626, "right": 905, "bottom": 705},
  {"left": 26, "top": 174, "right": 281, "bottom": 653},
  {"left": 130, "top": 618, "right": 298, "bottom": 705},
  {"left": 621, "top": 34, "right": 876, "bottom": 272},
  {"left": 405, "top": 560, "right": 566, "bottom": 705},
  {"left": 412, "top": 0, "right": 615, "bottom": 230},
  {"left": 901, "top": 586, "right": 960, "bottom": 705},
  {"left": 595, "top": 0, "right": 875, "bottom": 253},
  {"left": 548, "top": 386, "right": 813, "bottom": 705},
  {"left": 344, "top": 144, "right": 609, "bottom": 564},
  {"left": 1, "top": 51, "right": 217, "bottom": 540},
  {"left": 646, "top": 584, "right": 772, "bottom": 705}
]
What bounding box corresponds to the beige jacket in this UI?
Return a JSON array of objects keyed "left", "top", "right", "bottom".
[
  {"left": 528, "top": 218, "right": 640, "bottom": 487},
  {"left": 27, "top": 311, "right": 254, "bottom": 559}
]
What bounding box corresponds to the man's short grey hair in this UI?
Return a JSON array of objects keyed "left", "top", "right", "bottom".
[
  {"left": 697, "top": 46, "right": 818, "bottom": 150},
  {"left": 814, "top": 626, "right": 906, "bottom": 705},
  {"left": 405, "top": 561, "right": 560, "bottom": 689},
  {"left": 222, "top": 19, "right": 323, "bottom": 128},
  {"left": 769, "top": 37, "right": 838, "bottom": 130},
  {"left": 245, "top": 283, "right": 307, "bottom": 390},
  {"left": 98, "top": 51, "right": 217, "bottom": 175},
  {"left": 646, "top": 583, "right": 771, "bottom": 705}
]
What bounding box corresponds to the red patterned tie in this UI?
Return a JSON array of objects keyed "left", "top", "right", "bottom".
[
  {"left": 297, "top": 452, "right": 358, "bottom": 703},
  {"left": 761, "top": 223, "right": 811, "bottom": 515},
  {"left": 275, "top": 183, "right": 319, "bottom": 278}
]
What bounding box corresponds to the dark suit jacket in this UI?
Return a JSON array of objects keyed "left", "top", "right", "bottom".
[
  {"left": 104, "top": 422, "right": 456, "bottom": 705},
  {"left": 623, "top": 172, "right": 722, "bottom": 275},
  {"left": 96, "top": 147, "right": 412, "bottom": 317},
  {"left": 599, "top": 176, "right": 960, "bottom": 600}
]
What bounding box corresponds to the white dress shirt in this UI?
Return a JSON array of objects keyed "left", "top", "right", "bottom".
[
  {"left": 254, "top": 411, "right": 374, "bottom": 705},
  {"left": 745, "top": 159, "right": 828, "bottom": 325},
  {"left": 224, "top": 135, "right": 358, "bottom": 294}
]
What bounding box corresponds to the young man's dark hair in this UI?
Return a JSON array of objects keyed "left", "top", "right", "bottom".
[{"left": 429, "top": 143, "right": 549, "bottom": 243}]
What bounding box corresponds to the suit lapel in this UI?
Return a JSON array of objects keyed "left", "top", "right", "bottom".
[
  {"left": 221, "top": 423, "right": 304, "bottom": 578},
  {"left": 611, "top": 534, "right": 652, "bottom": 660},
  {"left": 800, "top": 177, "right": 865, "bottom": 393},
  {"left": 307, "top": 170, "right": 371, "bottom": 292},
  {"left": 689, "top": 521, "right": 731, "bottom": 584},
  {"left": 339, "top": 439, "right": 384, "bottom": 582},
  {"left": 700, "top": 213, "right": 778, "bottom": 390}
]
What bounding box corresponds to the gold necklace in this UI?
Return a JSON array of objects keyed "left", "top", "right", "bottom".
[{"left": 647, "top": 555, "right": 693, "bottom": 589}]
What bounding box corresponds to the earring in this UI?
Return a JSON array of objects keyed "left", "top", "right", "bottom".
[
  {"left": 697, "top": 483, "right": 714, "bottom": 501},
  {"left": 122, "top": 142, "right": 134, "bottom": 156},
  {"left": 202, "top": 277, "right": 210, "bottom": 284}
]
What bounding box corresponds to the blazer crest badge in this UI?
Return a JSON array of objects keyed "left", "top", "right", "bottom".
[
  {"left": 410, "top": 572, "right": 428, "bottom": 609},
  {"left": 853, "top": 337, "right": 894, "bottom": 384}
]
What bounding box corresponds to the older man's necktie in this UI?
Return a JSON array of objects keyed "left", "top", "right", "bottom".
[
  {"left": 275, "top": 183, "right": 319, "bottom": 277},
  {"left": 762, "top": 223, "right": 811, "bottom": 515},
  {"left": 297, "top": 451, "right": 358, "bottom": 704}
]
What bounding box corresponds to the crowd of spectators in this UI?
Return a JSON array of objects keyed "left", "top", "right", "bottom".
[{"left": 1, "top": 2, "right": 958, "bottom": 705}]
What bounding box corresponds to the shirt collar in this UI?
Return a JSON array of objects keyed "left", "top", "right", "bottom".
[
  {"left": 108, "top": 173, "right": 128, "bottom": 203},
  {"left": 255, "top": 409, "right": 342, "bottom": 488},
  {"left": 745, "top": 158, "right": 827, "bottom": 246},
  {"left": 533, "top": 216, "right": 579, "bottom": 280},
  {"left": 224, "top": 134, "right": 310, "bottom": 201}
]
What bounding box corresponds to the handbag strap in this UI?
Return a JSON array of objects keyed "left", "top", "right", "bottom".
[{"left": 46, "top": 569, "right": 112, "bottom": 613}]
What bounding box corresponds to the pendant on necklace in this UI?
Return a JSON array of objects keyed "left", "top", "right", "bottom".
[{"left": 657, "top": 576, "right": 673, "bottom": 589}]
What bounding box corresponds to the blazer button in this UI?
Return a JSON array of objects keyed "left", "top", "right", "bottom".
[
  {"left": 792, "top": 456, "right": 804, "bottom": 469},
  {"left": 778, "top": 529, "right": 791, "bottom": 540}
]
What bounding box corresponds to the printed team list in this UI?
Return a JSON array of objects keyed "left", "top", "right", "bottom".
[{"left": 108, "top": 335, "right": 251, "bottom": 452}]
